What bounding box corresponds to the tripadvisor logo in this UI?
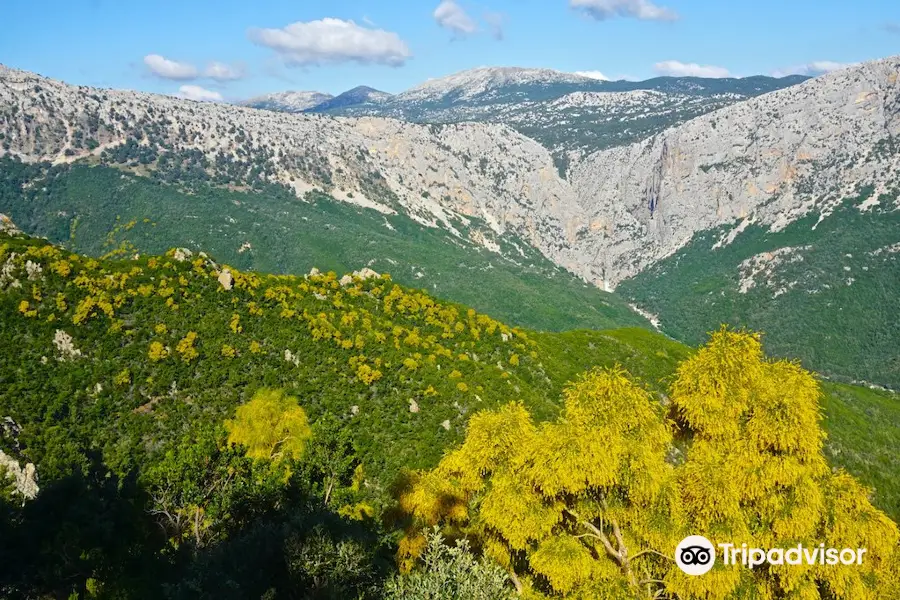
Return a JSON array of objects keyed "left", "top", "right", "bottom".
[
  {"left": 675, "top": 535, "right": 716, "bottom": 575},
  {"left": 675, "top": 536, "right": 868, "bottom": 576}
]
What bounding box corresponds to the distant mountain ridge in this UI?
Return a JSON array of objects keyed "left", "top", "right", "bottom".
[
  {"left": 240, "top": 86, "right": 393, "bottom": 115},
  {"left": 392, "top": 67, "right": 600, "bottom": 103},
  {"left": 313, "top": 86, "right": 393, "bottom": 112},
  {"left": 235, "top": 66, "right": 808, "bottom": 117},
  {"left": 241, "top": 90, "right": 334, "bottom": 113},
  {"left": 289, "top": 66, "right": 810, "bottom": 161}
]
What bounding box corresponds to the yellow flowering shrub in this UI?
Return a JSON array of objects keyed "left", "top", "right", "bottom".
[
  {"left": 357, "top": 364, "right": 383, "bottom": 385},
  {"left": 148, "top": 341, "right": 168, "bottom": 361},
  {"left": 113, "top": 369, "right": 131, "bottom": 387},
  {"left": 176, "top": 332, "right": 199, "bottom": 362}
]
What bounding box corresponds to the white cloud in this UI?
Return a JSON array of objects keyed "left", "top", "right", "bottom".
[
  {"left": 483, "top": 11, "right": 507, "bottom": 40},
  {"left": 575, "top": 70, "right": 610, "bottom": 81},
  {"left": 654, "top": 60, "right": 730, "bottom": 78},
  {"left": 143, "top": 54, "right": 198, "bottom": 81},
  {"left": 771, "top": 61, "right": 855, "bottom": 78},
  {"left": 178, "top": 85, "right": 224, "bottom": 102},
  {"left": 570, "top": 0, "right": 678, "bottom": 22},
  {"left": 204, "top": 61, "right": 244, "bottom": 81},
  {"left": 248, "top": 18, "right": 412, "bottom": 66},
  {"left": 434, "top": 1, "right": 478, "bottom": 35}
]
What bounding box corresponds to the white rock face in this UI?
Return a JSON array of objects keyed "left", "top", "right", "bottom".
[
  {"left": 352, "top": 268, "right": 380, "bottom": 280},
  {"left": 0, "top": 214, "right": 20, "bottom": 235},
  {"left": 53, "top": 329, "right": 82, "bottom": 361},
  {"left": 737, "top": 246, "right": 810, "bottom": 293},
  {"left": 217, "top": 269, "right": 234, "bottom": 290},
  {"left": 172, "top": 248, "right": 193, "bottom": 262},
  {"left": 0, "top": 449, "right": 39, "bottom": 500},
  {"left": 25, "top": 260, "right": 42, "bottom": 280},
  {"left": 567, "top": 56, "right": 900, "bottom": 286},
  {"left": 283, "top": 349, "right": 300, "bottom": 366}
]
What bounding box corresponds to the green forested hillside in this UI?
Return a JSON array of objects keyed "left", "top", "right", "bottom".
[
  {"left": 0, "top": 156, "right": 648, "bottom": 333},
  {"left": 0, "top": 233, "right": 558, "bottom": 483},
  {"left": 820, "top": 382, "right": 900, "bottom": 520},
  {"left": 0, "top": 231, "right": 898, "bottom": 598},
  {"left": 618, "top": 189, "right": 900, "bottom": 388}
]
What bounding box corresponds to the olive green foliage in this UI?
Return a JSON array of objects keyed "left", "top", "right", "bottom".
[
  {"left": 385, "top": 527, "right": 515, "bottom": 600},
  {"left": 820, "top": 382, "right": 900, "bottom": 521},
  {"left": 619, "top": 189, "right": 900, "bottom": 388},
  {"left": 0, "top": 156, "right": 649, "bottom": 333},
  {"left": 0, "top": 467, "right": 14, "bottom": 503}
]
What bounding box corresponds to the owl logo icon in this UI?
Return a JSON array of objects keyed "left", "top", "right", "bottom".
[{"left": 675, "top": 536, "right": 716, "bottom": 575}]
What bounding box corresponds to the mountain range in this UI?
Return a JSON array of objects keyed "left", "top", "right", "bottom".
[
  {"left": 243, "top": 85, "right": 393, "bottom": 114},
  {"left": 241, "top": 90, "right": 335, "bottom": 113},
  {"left": 0, "top": 58, "right": 898, "bottom": 386},
  {"left": 241, "top": 67, "right": 808, "bottom": 165}
]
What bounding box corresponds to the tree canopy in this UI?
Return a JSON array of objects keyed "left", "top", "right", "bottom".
[
  {"left": 225, "top": 388, "right": 312, "bottom": 463},
  {"left": 399, "top": 329, "right": 900, "bottom": 599}
]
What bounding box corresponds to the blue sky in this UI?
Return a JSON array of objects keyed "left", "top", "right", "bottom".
[{"left": 2, "top": 0, "right": 899, "bottom": 101}]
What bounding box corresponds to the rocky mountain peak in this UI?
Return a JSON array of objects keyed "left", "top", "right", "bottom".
[
  {"left": 241, "top": 90, "right": 334, "bottom": 113},
  {"left": 398, "top": 66, "right": 596, "bottom": 103}
]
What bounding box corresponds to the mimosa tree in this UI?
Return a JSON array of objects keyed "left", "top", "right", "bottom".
[
  {"left": 399, "top": 329, "right": 899, "bottom": 599},
  {"left": 225, "top": 388, "right": 312, "bottom": 462}
]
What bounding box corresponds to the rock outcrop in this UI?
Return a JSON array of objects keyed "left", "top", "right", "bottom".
[
  {"left": 0, "top": 214, "right": 20, "bottom": 235},
  {"left": 217, "top": 269, "right": 234, "bottom": 291},
  {"left": 0, "top": 449, "right": 39, "bottom": 501},
  {"left": 567, "top": 57, "right": 900, "bottom": 285}
]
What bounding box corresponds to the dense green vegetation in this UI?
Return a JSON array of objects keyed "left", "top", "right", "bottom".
[
  {"left": 618, "top": 190, "right": 900, "bottom": 388},
  {"left": 0, "top": 233, "right": 562, "bottom": 483},
  {"left": 0, "top": 231, "right": 898, "bottom": 598},
  {"left": 0, "top": 156, "right": 648, "bottom": 333},
  {"left": 820, "top": 382, "right": 900, "bottom": 520}
]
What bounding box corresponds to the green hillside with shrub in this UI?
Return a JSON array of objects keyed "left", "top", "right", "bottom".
[
  {"left": 0, "top": 156, "right": 648, "bottom": 334},
  {"left": 618, "top": 188, "right": 900, "bottom": 388},
  {"left": 1, "top": 231, "right": 898, "bottom": 597},
  {"left": 0, "top": 229, "right": 896, "bottom": 509}
]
